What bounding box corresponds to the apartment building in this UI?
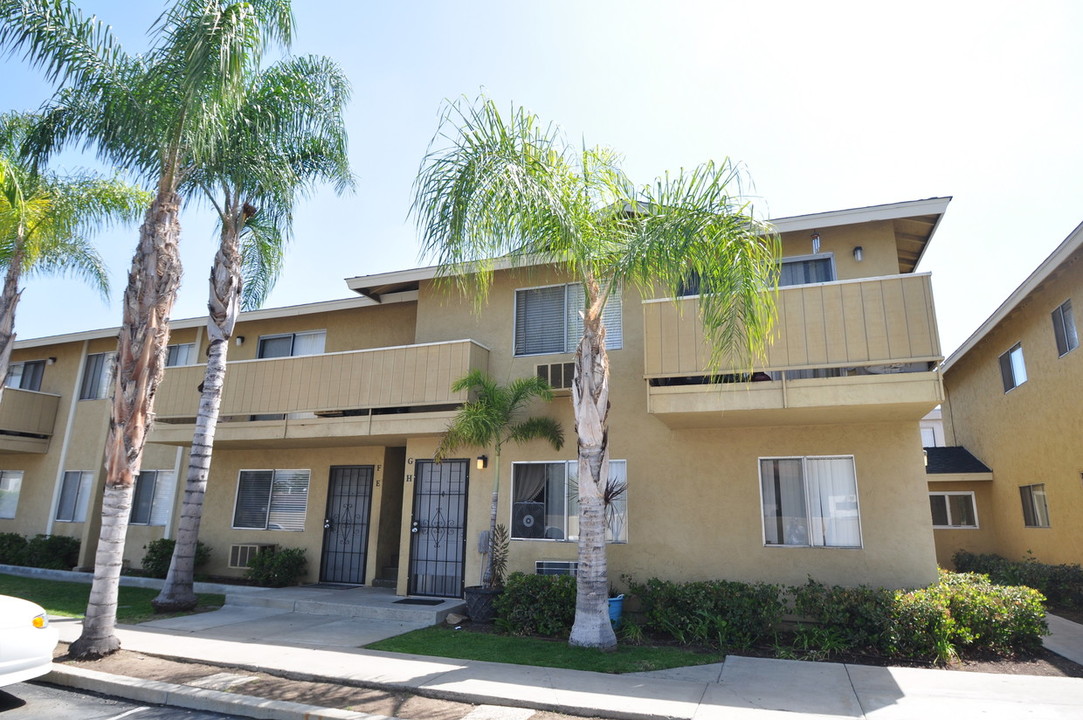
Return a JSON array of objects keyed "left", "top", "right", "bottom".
[
  {"left": 1, "top": 197, "right": 950, "bottom": 596},
  {"left": 934, "top": 221, "right": 1083, "bottom": 567}
]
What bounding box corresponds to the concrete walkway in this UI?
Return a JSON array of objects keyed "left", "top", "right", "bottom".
[{"left": 46, "top": 606, "right": 1083, "bottom": 720}]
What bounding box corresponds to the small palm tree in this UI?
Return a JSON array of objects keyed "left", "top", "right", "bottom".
[
  {"left": 0, "top": 0, "right": 296, "bottom": 658},
  {"left": 435, "top": 370, "right": 563, "bottom": 588},
  {"left": 413, "top": 97, "right": 780, "bottom": 649},
  {"left": 0, "top": 111, "right": 148, "bottom": 389},
  {"left": 152, "top": 54, "right": 353, "bottom": 613}
]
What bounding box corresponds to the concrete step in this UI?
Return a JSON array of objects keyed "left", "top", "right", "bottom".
[{"left": 224, "top": 585, "right": 465, "bottom": 625}]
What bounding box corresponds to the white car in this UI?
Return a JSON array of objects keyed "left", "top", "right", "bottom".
[{"left": 0, "top": 595, "right": 59, "bottom": 687}]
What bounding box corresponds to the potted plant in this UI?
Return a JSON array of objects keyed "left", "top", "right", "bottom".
[
  {"left": 435, "top": 371, "right": 564, "bottom": 621},
  {"left": 464, "top": 524, "right": 509, "bottom": 622}
]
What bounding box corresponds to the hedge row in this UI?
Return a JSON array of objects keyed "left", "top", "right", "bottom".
[
  {"left": 953, "top": 550, "right": 1083, "bottom": 608},
  {"left": 493, "top": 569, "right": 1047, "bottom": 662},
  {"left": 0, "top": 532, "right": 80, "bottom": 570}
]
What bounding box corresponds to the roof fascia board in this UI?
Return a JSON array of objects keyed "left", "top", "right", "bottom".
[{"left": 942, "top": 219, "right": 1083, "bottom": 372}]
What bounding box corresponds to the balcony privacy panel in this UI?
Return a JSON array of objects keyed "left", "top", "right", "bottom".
[
  {"left": 0, "top": 388, "right": 60, "bottom": 436},
  {"left": 154, "top": 340, "right": 487, "bottom": 419},
  {"left": 643, "top": 274, "right": 940, "bottom": 377}
]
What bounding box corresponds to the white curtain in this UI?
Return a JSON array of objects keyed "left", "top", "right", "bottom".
[
  {"left": 292, "top": 330, "right": 326, "bottom": 356},
  {"left": 805, "top": 457, "right": 861, "bottom": 547}
]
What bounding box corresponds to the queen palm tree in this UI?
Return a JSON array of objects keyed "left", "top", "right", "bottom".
[
  {"left": 0, "top": 0, "right": 296, "bottom": 658},
  {"left": 435, "top": 370, "right": 563, "bottom": 589},
  {"left": 0, "top": 111, "right": 148, "bottom": 389},
  {"left": 152, "top": 54, "right": 352, "bottom": 613},
  {"left": 413, "top": 97, "right": 780, "bottom": 649}
]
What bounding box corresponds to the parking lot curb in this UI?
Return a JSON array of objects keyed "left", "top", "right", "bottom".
[{"left": 44, "top": 664, "right": 394, "bottom": 720}]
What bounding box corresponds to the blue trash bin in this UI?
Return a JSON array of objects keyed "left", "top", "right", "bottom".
[{"left": 608, "top": 594, "right": 624, "bottom": 629}]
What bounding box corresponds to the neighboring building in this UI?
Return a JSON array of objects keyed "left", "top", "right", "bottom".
[
  {"left": 933, "top": 221, "right": 1083, "bottom": 567},
  {"left": 1, "top": 197, "right": 950, "bottom": 595}
]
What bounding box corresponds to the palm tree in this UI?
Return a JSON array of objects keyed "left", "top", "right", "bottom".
[
  {"left": 152, "top": 54, "right": 353, "bottom": 613},
  {"left": 435, "top": 370, "right": 563, "bottom": 589},
  {"left": 0, "top": 0, "right": 296, "bottom": 658},
  {"left": 0, "top": 111, "right": 148, "bottom": 389},
  {"left": 413, "top": 97, "right": 780, "bottom": 649}
]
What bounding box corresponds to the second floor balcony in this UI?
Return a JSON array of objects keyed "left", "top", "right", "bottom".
[
  {"left": 643, "top": 273, "right": 944, "bottom": 427},
  {"left": 0, "top": 388, "right": 60, "bottom": 453},
  {"left": 151, "top": 339, "right": 489, "bottom": 447}
]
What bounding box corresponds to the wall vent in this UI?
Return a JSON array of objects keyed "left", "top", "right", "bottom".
[
  {"left": 536, "top": 362, "right": 575, "bottom": 390},
  {"left": 228, "top": 543, "right": 275, "bottom": 569},
  {"left": 535, "top": 560, "right": 579, "bottom": 577}
]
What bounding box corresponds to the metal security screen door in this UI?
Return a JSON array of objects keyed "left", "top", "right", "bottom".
[
  {"left": 320, "top": 466, "right": 374, "bottom": 584},
  {"left": 408, "top": 460, "right": 468, "bottom": 597}
]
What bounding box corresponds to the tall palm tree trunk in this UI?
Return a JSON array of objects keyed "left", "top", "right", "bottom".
[
  {"left": 0, "top": 229, "right": 25, "bottom": 391},
  {"left": 70, "top": 190, "right": 182, "bottom": 659},
  {"left": 481, "top": 449, "right": 501, "bottom": 586},
  {"left": 153, "top": 216, "right": 241, "bottom": 612},
  {"left": 568, "top": 278, "right": 617, "bottom": 650}
]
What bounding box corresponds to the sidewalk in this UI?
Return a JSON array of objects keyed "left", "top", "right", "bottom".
[{"left": 47, "top": 604, "right": 1083, "bottom": 720}]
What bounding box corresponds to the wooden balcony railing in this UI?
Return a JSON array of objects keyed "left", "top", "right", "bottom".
[
  {"left": 643, "top": 273, "right": 941, "bottom": 378},
  {"left": 0, "top": 388, "right": 60, "bottom": 437},
  {"left": 154, "top": 339, "right": 489, "bottom": 419}
]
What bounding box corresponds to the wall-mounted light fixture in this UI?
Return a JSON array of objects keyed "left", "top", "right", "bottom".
[
  {"left": 234, "top": 336, "right": 245, "bottom": 346},
  {"left": 811, "top": 232, "right": 821, "bottom": 254},
  {"left": 476, "top": 455, "right": 488, "bottom": 470},
  {"left": 46, "top": 356, "right": 57, "bottom": 365},
  {"left": 853, "top": 246, "right": 863, "bottom": 262}
]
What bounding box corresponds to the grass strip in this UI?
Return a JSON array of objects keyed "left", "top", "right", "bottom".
[
  {"left": 0, "top": 574, "right": 224, "bottom": 623},
  {"left": 367, "top": 625, "right": 723, "bottom": 674}
]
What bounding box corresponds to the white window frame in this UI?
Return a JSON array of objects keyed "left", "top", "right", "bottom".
[
  {"left": 1020, "top": 483, "right": 1051, "bottom": 528},
  {"left": 998, "top": 343, "right": 1027, "bottom": 392},
  {"left": 0, "top": 470, "right": 24, "bottom": 519},
  {"left": 79, "top": 352, "right": 115, "bottom": 400},
  {"left": 231, "top": 469, "right": 310, "bottom": 531},
  {"left": 510, "top": 460, "right": 628, "bottom": 544},
  {"left": 55, "top": 471, "right": 93, "bottom": 523},
  {"left": 165, "top": 343, "right": 196, "bottom": 367},
  {"left": 929, "top": 491, "right": 979, "bottom": 529},
  {"left": 758, "top": 455, "right": 863, "bottom": 549},
  {"left": 779, "top": 252, "right": 836, "bottom": 287},
  {"left": 129, "top": 470, "right": 177, "bottom": 526},
  {"left": 512, "top": 282, "right": 622, "bottom": 357},
  {"left": 1052, "top": 299, "right": 1078, "bottom": 357},
  {"left": 5, "top": 360, "right": 45, "bottom": 391}
]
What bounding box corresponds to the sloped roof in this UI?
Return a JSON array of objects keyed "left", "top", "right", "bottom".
[{"left": 925, "top": 446, "right": 992, "bottom": 475}]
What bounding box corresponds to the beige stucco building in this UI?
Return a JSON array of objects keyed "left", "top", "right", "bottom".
[
  {"left": 1, "top": 198, "right": 951, "bottom": 595},
  {"left": 932, "top": 221, "right": 1083, "bottom": 567}
]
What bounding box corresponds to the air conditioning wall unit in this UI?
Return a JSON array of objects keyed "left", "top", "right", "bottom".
[
  {"left": 535, "top": 561, "right": 579, "bottom": 577},
  {"left": 228, "top": 543, "right": 276, "bottom": 569},
  {"left": 536, "top": 362, "right": 575, "bottom": 390}
]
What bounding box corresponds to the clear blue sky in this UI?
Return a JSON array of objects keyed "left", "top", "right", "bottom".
[{"left": 3, "top": 0, "right": 1081, "bottom": 357}]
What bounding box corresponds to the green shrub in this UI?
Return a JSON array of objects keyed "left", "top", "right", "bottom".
[
  {"left": 140, "top": 538, "right": 211, "bottom": 579},
  {"left": 494, "top": 572, "right": 576, "bottom": 636},
  {"left": 627, "top": 577, "right": 783, "bottom": 649},
  {"left": 953, "top": 550, "right": 1083, "bottom": 608},
  {"left": 791, "top": 580, "right": 895, "bottom": 653},
  {"left": 24, "top": 534, "right": 80, "bottom": 570},
  {"left": 0, "top": 532, "right": 28, "bottom": 565},
  {"left": 245, "top": 547, "right": 307, "bottom": 587}
]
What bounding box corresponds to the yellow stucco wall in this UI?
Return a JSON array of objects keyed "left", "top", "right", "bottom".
[
  {"left": 942, "top": 248, "right": 1083, "bottom": 565},
  {"left": 927, "top": 481, "right": 998, "bottom": 568}
]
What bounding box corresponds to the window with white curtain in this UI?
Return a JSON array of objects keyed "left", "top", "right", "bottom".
[
  {"left": 513, "top": 283, "right": 622, "bottom": 356},
  {"left": 166, "top": 343, "right": 196, "bottom": 367},
  {"left": 510, "top": 460, "right": 628, "bottom": 543},
  {"left": 257, "top": 330, "right": 325, "bottom": 359},
  {"left": 0, "top": 470, "right": 24, "bottom": 519},
  {"left": 998, "top": 343, "right": 1027, "bottom": 392},
  {"left": 759, "top": 456, "right": 861, "bottom": 548},
  {"left": 1020, "top": 484, "right": 1050, "bottom": 528},
  {"left": 232, "top": 469, "right": 310, "bottom": 531},
  {"left": 129, "top": 470, "right": 177, "bottom": 526},
  {"left": 55, "top": 471, "right": 93, "bottom": 522}
]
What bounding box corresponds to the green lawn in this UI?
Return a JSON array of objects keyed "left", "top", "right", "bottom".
[
  {"left": 367, "top": 625, "right": 723, "bottom": 674},
  {"left": 0, "top": 574, "right": 224, "bottom": 624}
]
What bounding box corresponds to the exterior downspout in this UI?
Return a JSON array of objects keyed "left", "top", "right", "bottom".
[{"left": 45, "top": 340, "right": 89, "bottom": 536}]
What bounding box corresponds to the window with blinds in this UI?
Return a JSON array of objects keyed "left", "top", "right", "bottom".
[
  {"left": 514, "top": 283, "right": 622, "bottom": 356},
  {"left": 55, "top": 471, "right": 93, "bottom": 522},
  {"left": 232, "top": 469, "right": 310, "bottom": 531},
  {"left": 130, "top": 470, "right": 177, "bottom": 526},
  {"left": 79, "top": 352, "right": 115, "bottom": 400}
]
